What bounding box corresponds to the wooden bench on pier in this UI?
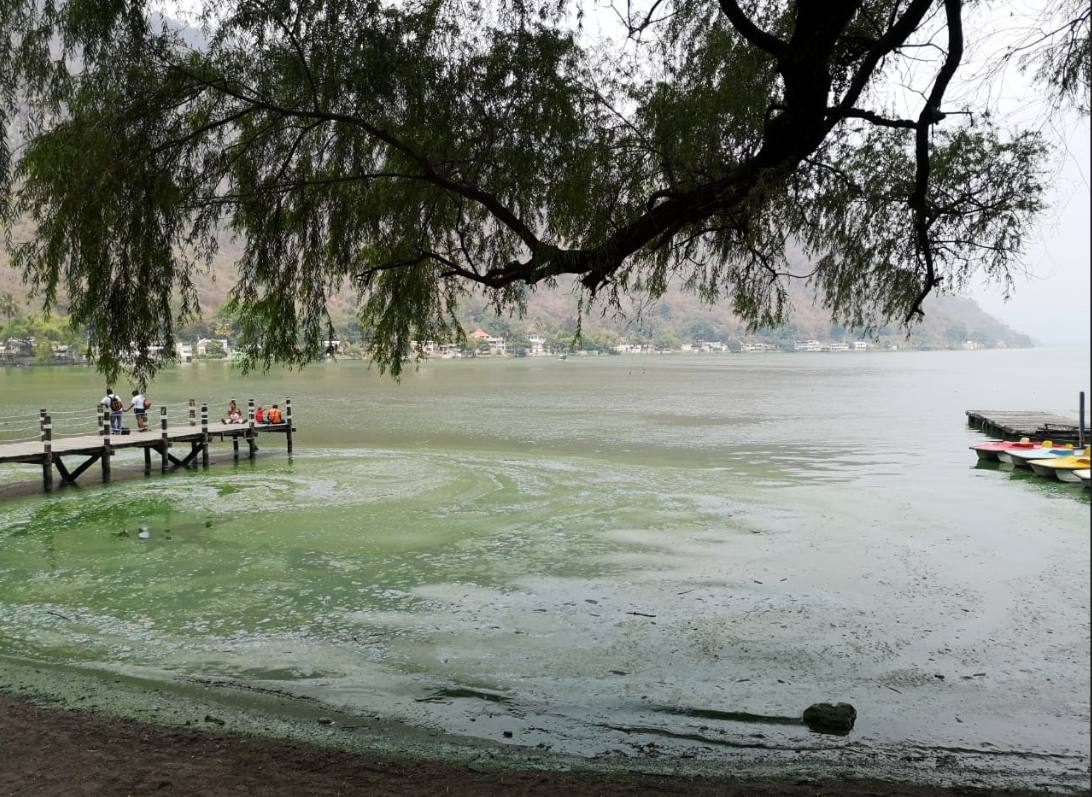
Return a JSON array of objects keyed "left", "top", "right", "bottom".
[{"left": 0, "top": 398, "right": 295, "bottom": 492}]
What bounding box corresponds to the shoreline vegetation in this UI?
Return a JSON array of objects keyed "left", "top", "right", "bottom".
[
  {"left": 0, "top": 284, "right": 1036, "bottom": 369},
  {"left": 0, "top": 336, "right": 1036, "bottom": 370}
]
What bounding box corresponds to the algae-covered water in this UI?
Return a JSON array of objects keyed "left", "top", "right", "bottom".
[{"left": 1, "top": 349, "right": 1089, "bottom": 789}]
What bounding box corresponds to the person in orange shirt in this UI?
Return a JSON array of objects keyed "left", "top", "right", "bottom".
[{"left": 267, "top": 404, "right": 283, "bottom": 424}]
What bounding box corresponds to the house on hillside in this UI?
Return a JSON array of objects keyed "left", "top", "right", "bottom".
[
  {"left": 528, "top": 335, "right": 546, "bottom": 356},
  {"left": 469, "top": 328, "right": 506, "bottom": 355},
  {"left": 1, "top": 338, "right": 34, "bottom": 359},
  {"left": 196, "top": 338, "right": 230, "bottom": 358},
  {"left": 176, "top": 343, "right": 193, "bottom": 362},
  {"left": 739, "top": 342, "right": 777, "bottom": 352}
]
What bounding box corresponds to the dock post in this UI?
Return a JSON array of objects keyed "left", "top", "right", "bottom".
[
  {"left": 189, "top": 399, "right": 196, "bottom": 426},
  {"left": 144, "top": 445, "right": 151, "bottom": 475},
  {"left": 285, "top": 397, "right": 293, "bottom": 454},
  {"left": 41, "top": 411, "right": 53, "bottom": 492},
  {"left": 247, "top": 398, "right": 256, "bottom": 459},
  {"left": 201, "top": 403, "right": 209, "bottom": 469},
  {"left": 1080, "top": 391, "right": 1086, "bottom": 449},
  {"left": 160, "top": 406, "right": 169, "bottom": 473},
  {"left": 101, "top": 413, "right": 112, "bottom": 482}
]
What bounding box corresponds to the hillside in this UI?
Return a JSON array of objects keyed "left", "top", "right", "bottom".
[{"left": 1, "top": 241, "right": 1033, "bottom": 351}]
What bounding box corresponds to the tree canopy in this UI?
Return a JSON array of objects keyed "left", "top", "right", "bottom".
[{"left": 0, "top": 0, "right": 1087, "bottom": 379}]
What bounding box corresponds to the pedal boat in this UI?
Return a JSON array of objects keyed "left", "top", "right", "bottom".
[
  {"left": 1028, "top": 451, "right": 1092, "bottom": 482},
  {"left": 1073, "top": 469, "right": 1090, "bottom": 487},
  {"left": 1001, "top": 443, "right": 1075, "bottom": 467},
  {"left": 971, "top": 438, "right": 1039, "bottom": 462}
]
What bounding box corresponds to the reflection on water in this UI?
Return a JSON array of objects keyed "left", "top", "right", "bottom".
[{"left": 0, "top": 349, "right": 1089, "bottom": 787}]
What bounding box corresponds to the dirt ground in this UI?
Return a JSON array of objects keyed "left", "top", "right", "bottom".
[{"left": 0, "top": 696, "right": 1073, "bottom": 797}]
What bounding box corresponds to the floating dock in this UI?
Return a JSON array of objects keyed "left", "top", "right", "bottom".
[
  {"left": 966, "top": 409, "right": 1083, "bottom": 443},
  {"left": 0, "top": 398, "right": 294, "bottom": 492}
]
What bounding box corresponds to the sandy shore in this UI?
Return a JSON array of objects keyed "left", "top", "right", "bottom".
[{"left": 1, "top": 696, "right": 1076, "bottom": 796}]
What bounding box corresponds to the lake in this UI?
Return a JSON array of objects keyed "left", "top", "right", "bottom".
[{"left": 0, "top": 348, "right": 1089, "bottom": 789}]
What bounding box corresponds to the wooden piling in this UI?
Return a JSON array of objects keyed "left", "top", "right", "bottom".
[
  {"left": 41, "top": 412, "right": 53, "bottom": 492},
  {"left": 189, "top": 398, "right": 196, "bottom": 426},
  {"left": 1080, "top": 391, "right": 1086, "bottom": 449},
  {"left": 201, "top": 403, "right": 209, "bottom": 469},
  {"left": 247, "top": 398, "right": 256, "bottom": 459},
  {"left": 285, "top": 397, "right": 293, "bottom": 454},
  {"left": 101, "top": 412, "right": 112, "bottom": 483},
  {"left": 160, "top": 407, "right": 169, "bottom": 473}
]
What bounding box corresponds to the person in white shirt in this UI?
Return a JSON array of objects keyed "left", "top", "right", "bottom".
[
  {"left": 101, "top": 388, "right": 124, "bottom": 432},
  {"left": 129, "top": 390, "right": 149, "bottom": 431}
]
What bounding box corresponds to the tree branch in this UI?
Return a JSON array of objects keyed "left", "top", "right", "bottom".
[
  {"left": 160, "top": 57, "right": 543, "bottom": 253},
  {"left": 827, "top": 107, "right": 917, "bottom": 129},
  {"left": 717, "top": 0, "right": 786, "bottom": 56},
  {"left": 906, "top": 0, "right": 965, "bottom": 322}
]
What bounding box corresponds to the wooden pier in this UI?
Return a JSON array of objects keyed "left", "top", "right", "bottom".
[
  {"left": 966, "top": 409, "right": 1084, "bottom": 443},
  {"left": 0, "top": 398, "right": 295, "bottom": 492}
]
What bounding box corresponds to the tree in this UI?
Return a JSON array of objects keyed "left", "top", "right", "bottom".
[
  {"left": 0, "top": 292, "right": 17, "bottom": 322},
  {"left": 204, "top": 339, "right": 227, "bottom": 359},
  {"left": 33, "top": 338, "right": 53, "bottom": 364},
  {"left": 0, "top": 0, "right": 1086, "bottom": 381}
]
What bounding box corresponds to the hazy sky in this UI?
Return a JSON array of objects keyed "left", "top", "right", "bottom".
[
  {"left": 958, "top": 3, "right": 1091, "bottom": 345},
  {"left": 975, "top": 117, "right": 1089, "bottom": 345}
]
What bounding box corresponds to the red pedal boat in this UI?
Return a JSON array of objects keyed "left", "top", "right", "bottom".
[{"left": 970, "top": 438, "right": 1042, "bottom": 462}]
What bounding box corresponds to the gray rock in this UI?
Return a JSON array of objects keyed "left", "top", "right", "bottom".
[{"left": 802, "top": 702, "right": 856, "bottom": 735}]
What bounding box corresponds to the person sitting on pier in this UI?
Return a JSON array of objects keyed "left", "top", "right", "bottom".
[
  {"left": 255, "top": 405, "right": 265, "bottom": 424},
  {"left": 101, "top": 388, "right": 124, "bottom": 432},
  {"left": 128, "top": 390, "right": 149, "bottom": 432},
  {"left": 267, "top": 404, "right": 283, "bottom": 424},
  {"left": 222, "top": 399, "right": 242, "bottom": 424}
]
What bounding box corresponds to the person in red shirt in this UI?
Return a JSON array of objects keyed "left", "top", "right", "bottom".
[{"left": 255, "top": 406, "right": 265, "bottom": 424}]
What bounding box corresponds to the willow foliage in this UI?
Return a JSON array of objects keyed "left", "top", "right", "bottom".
[{"left": 0, "top": 0, "right": 1071, "bottom": 379}]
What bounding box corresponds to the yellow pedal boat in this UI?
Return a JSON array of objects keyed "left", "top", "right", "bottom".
[{"left": 1028, "top": 448, "right": 1091, "bottom": 482}]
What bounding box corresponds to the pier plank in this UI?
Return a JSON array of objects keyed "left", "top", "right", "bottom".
[{"left": 966, "top": 410, "right": 1084, "bottom": 442}]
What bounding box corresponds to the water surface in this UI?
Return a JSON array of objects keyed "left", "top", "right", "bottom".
[{"left": 1, "top": 348, "right": 1089, "bottom": 788}]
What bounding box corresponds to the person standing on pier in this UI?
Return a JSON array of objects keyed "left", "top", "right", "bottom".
[
  {"left": 128, "top": 390, "right": 149, "bottom": 432},
  {"left": 101, "top": 388, "right": 124, "bottom": 432}
]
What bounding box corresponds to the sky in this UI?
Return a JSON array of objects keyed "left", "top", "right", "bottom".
[
  {"left": 956, "top": 3, "right": 1091, "bottom": 345},
  {"left": 975, "top": 117, "right": 1089, "bottom": 345}
]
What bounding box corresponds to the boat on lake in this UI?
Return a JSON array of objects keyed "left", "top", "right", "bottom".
[
  {"left": 1073, "top": 468, "right": 1090, "bottom": 487},
  {"left": 971, "top": 438, "right": 1039, "bottom": 462},
  {"left": 1028, "top": 451, "right": 1092, "bottom": 482},
  {"left": 999, "top": 443, "right": 1076, "bottom": 466}
]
